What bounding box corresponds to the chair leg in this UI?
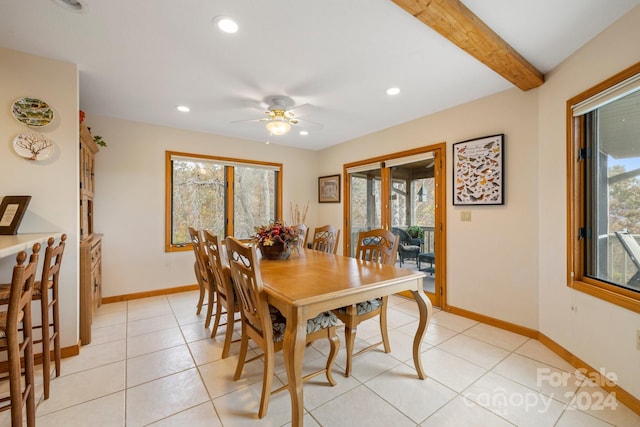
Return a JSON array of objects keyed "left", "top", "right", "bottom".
[
  {"left": 204, "top": 286, "right": 215, "bottom": 328},
  {"left": 221, "top": 310, "right": 235, "bottom": 358},
  {"left": 194, "top": 263, "right": 205, "bottom": 315},
  {"left": 7, "top": 326, "right": 22, "bottom": 426},
  {"left": 23, "top": 306, "right": 36, "bottom": 427},
  {"left": 41, "top": 292, "right": 51, "bottom": 399},
  {"left": 257, "top": 344, "right": 275, "bottom": 418},
  {"left": 210, "top": 297, "right": 223, "bottom": 338},
  {"left": 379, "top": 298, "right": 391, "bottom": 353},
  {"left": 233, "top": 324, "right": 249, "bottom": 381},
  {"left": 325, "top": 327, "right": 339, "bottom": 386},
  {"left": 52, "top": 291, "right": 61, "bottom": 377},
  {"left": 344, "top": 323, "right": 356, "bottom": 378}
]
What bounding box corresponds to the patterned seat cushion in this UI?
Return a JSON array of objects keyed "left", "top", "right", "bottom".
[
  {"left": 400, "top": 244, "right": 420, "bottom": 252},
  {"left": 336, "top": 298, "right": 383, "bottom": 316},
  {"left": 269, "top": 305, "right": 338, "bottom": 342}
]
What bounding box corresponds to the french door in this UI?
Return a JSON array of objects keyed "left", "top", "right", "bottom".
[{"left": 344, "top": 145, "right": 445, "bottom": 307}]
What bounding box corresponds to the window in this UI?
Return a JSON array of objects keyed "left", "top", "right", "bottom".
[
  {"left": 165, "top": 151, "right": 282, "bottom": 251},
  {"left": 567, "top": 62, "right": 640, "bottom": 313}
]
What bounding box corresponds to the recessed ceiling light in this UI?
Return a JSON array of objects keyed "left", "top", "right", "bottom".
[
  {"left": 50, "top": 0, "right": 87, "bottom": 12},
  {"left": 299, "top": 131, "right": 309, "bottom": 136},
  {"left": 213, "top": 16, "right": 239, "bottom": 34},
  {"left": 386, "top": 87, "right": 401, "bottom": 96},
  {"left": 176, "top": 105, "right": 190, "bottom": 113}
]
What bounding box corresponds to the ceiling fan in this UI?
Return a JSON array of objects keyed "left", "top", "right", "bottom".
[{"left": 233, "top": 95, "right": 322, "bottom": 136}]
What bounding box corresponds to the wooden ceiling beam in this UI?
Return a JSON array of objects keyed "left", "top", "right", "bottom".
[{"left": 392, "top": 0, "right": 544, "bottom": 91}]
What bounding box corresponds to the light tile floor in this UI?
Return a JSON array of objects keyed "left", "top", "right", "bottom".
[{"left": 10, "top": 291, "right": 639, "bottom": 426}]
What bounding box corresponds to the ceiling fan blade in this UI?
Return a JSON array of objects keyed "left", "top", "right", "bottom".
[
  {"left": 286, "top": 103, "right": 315, "bottom": 118},
  {"left": 291, "top": 117, "right": 323, "bottom": 131},
  {"left": 230, "top": 117, "right": 268, "bottom": 124}
]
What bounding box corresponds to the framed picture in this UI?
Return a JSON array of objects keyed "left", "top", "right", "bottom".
[
  {"left": 453, "top": 134, "right": 504, "bottom": 205},
  {"left": 0, "top": 196, "right": 32, "bottom": 235},
  {"left": 318, "top": 174, "right": 341, "bottom": 203}
]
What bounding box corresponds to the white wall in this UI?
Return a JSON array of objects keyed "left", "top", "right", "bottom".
[
  {"left": 537, "top": 6, "right": 640, "bottom": 398},
  {"left": 0, "top": 47, "right": 79, "bottom": 348},
  {"left": 87, "top": 115, "right": 318, "bottom": 297}
]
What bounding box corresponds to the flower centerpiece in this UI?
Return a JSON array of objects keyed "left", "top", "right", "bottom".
[{"left": 254, "top": 220, "right": 298, "bottom": 260}]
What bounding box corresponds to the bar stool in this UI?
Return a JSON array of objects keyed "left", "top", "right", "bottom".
[
  {"left": 34, "top": 234, "right": 66, "bottom": 399},
  {"left": 0, "top": 234, "right": 66, "bottom": 401},
  {"left": 0, "top": 245, "right": 39, "bottom": 426}
]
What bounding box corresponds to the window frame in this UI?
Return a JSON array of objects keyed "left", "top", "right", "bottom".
[
  {"left": 165, "top": 150, "right": 283, "bottom": 252},
  {"left": 566, "top": 61, "right": 640, "bottom": 314}
]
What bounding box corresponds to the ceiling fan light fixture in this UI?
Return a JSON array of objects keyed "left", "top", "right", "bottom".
[{"left": 266, "top": 118, "right": 290, "bottom": 135}]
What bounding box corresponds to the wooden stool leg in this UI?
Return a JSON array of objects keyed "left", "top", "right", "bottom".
[
  {"left": 40, "top": 282, "right": 52, "bottom": 399},
  {"left": 23, "top": 303, "right": 36, "bottom": 426}
]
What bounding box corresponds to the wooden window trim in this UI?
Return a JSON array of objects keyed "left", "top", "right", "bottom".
[
  {"left": 566, "top": 62, "right": 640, "bottom": 314},
  {"left": 165, "top": 150, "right": 283, "bottom": 252}
]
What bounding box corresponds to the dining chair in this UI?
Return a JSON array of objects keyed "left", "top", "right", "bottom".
[
  {"left": 225, "top": 236, "right": 340, "bottom": 418},
  {"left": 332, "top": 228, "right": 399, "bottom": 377},
  {"left": 202, "top": 230, "right": 241, "bottom": 358},
  {"left": 0, "top": 245, "right": 40, "bottom": 427},
  {"left": 290, "top": 223, "right": 309, "bottom": 251},
  {"left": 310, "top": 224, "right": 340, "bottom": 254},
  {"left": 189, "top": 226, "right": 215, "bottom": 328}
]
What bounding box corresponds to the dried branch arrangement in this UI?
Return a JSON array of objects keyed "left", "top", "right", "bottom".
[{"left": 289, "top": 201, "right": 309, "bottom": 225}]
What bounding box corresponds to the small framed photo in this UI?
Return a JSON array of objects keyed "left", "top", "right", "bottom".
[
  {"left": 453, "top": 134, "right": 504, "bottom": 205},
  {"left": 0, "top": 195, "right": 32, "bottom": 235},
  {"left": 318, "top": 174, "right": 341, "bottom": 203}
]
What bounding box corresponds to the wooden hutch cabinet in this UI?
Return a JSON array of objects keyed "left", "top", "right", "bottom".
[{"left": 79, "top": 123, "right": 102, "bottom": 345}]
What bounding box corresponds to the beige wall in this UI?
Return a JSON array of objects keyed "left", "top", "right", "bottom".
[
  {"left": 537, "top": 6, "right": 640, "bottom": 398},
  {"left": 87, "top": 115, "right": 318, "bottom": 297},
  {"left": 318, "top": 86, "right": 540, "bottom": 330},
  {"left": 0, "top": 47, "right": 79, "bottom": 348}
]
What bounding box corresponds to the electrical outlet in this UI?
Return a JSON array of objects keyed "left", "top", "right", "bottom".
[{"left": 637, "top": 329, "right": 640, "bottom": 351}]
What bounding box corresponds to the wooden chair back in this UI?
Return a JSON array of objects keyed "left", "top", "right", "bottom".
[
  {"left": 188, "top": 226, "right": 215, "bottom": 326},
  {"left": 2, "top": 245, "right": 40, "bottom": 426},
  {"left": 355, "top": 229, "right": 399, "bottom": 265},
  {"left": 225, "top": 236, "right": 272, "bottom": 342},
  {"left": 311, "top": 225, "right": 340, "bottom": 254},
  {"left": 290, "top": 223, "right": 309, "bottom": 250},
  {"left": 37, "top": 233, "right": 67, "bottom": 399},
  {"left": 203, "top": 231, "right": 232, "bottom": 305},
  {"left": 189, "top": 226, "right": 210, "bottom": 284},
  {"left": 203, "top": 231, "right": 241, "bottom": 357}
]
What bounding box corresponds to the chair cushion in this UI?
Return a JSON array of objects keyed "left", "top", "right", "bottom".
[
  {"left": 399, "top": 244, "right": 420, "bottom": 252},
  {"left": 269, "top": 305, "right": 338, "bottom": 342},
  {"left": 336, "top": 298, "right": 383, "bottom": 316}
]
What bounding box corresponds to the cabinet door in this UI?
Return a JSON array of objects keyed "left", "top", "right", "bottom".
[{"left": 92, "top": 260, "right": 102, "bottom": 311}]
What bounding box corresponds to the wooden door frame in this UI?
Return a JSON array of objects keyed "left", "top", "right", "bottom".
[{"left": 343, "top": 143, "right": 447, "bottom": 307}]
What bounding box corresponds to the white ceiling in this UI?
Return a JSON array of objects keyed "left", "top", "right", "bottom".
[{"left": 1, "top": 0, "right": 639, "bottom": 150}]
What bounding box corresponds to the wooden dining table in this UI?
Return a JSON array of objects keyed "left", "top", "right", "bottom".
[{"left": 258, "top": 248, "right": 433, "bottom": 427}]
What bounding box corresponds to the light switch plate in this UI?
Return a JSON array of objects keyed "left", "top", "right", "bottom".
[{"left": 461, "top": 211, "right": 472, "bottom": 222}]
